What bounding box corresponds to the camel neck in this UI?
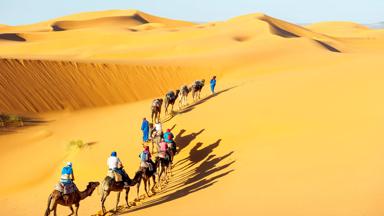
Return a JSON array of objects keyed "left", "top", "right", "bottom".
[
  {"left": 129, "top": 172, "right": 141, "bottom": 186},
  {"left": 79, "top": 188, "right": 91, "bottom": 200}
]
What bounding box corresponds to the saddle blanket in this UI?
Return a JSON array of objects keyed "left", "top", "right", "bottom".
[
  {"left": 140, "top": 161, "right": 154, "bottom": 171},
  {"left": 55, "top": 182, "right": 78, "bottom": 195},
  {"left": 107, "top": 170, "right": 123, "bottom": 182}
]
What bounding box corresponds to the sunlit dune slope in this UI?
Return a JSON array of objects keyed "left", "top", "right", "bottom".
[
  {"left": 1, "top": 54, "right": 384, "bottom": 216},
  {"left": 1, "top": 8, "right": 384, "bottom": 216},
  {"left": 307, "top": 21, "right": 376, "bottom": 37}
]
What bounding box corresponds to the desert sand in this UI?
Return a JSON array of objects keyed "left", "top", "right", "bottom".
[{"left": 0, "top": 9, "right": 384, "bottom": 216}]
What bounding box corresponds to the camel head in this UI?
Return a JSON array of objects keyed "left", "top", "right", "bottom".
[
  {"left": 201, "top": 79, "right": 205, "bottom": 85},
  {"left": 86, "top": 181, "right": 100, "bottom": 196},
  {"left": 175, "top": 89, "right": 180, "bottom": 97}
]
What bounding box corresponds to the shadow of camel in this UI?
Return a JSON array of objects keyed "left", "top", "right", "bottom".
[
  {"left": 161, "top": 86, "right": 237, "bottom": 123},
  {"left": 174, "top": 128, "right": 205, "bottom": 154},
  {"left": 115, "top": 136, "right": 235, "bottom": 215}
]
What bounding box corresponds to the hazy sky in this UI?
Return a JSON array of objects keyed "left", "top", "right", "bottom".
[{"left": 0, "top": 0, "right": 383, "bottom": 25}]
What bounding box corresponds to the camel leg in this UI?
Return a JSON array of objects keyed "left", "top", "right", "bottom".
[
  {"left": 68, "top": 205, "right": 74, "bottom": 216},
  {"left": 164, "top": 166, "right": 169, "bottom": 183},
  {"left": 158, "top": 165, "right": 165, "bottom": 189},
  {"left": 136, "top": 179, "right": 141, "bottom": 201},
  {"left": 151, "top": 175, "right": 157, "bottom": 193},
  {"left": 178, "top": 98, "right": 182, "bottom": 109},
  {"left": 147, "top": 177, "right": 151, "bottom": 195},
  {"left": 115, "top": 191, "right": 121, "bottom": 212},
  {"left": 45, "top": 194, "right": 53, "bottom": 216},
  {"left": 74, "top": 203, "right": 79, "bottom": 216},
  {"left": 101, "top": 190, "right": 110, "bottom": 215},
  {"left": 144, "top": 178, "right": 150, "bottom": 197},
  {"left": 157, "top": 167, "right": 162, "bottom": 190},
  {"left": 53, "top": 203, "right": 58, "bottom": 216},
  {"left": 125, "top": 187, "right": 130, "bottom": 208}
]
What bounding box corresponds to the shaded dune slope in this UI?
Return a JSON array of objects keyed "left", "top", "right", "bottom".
[
  {"left": 0, "top": 58, "right": 210, "bottom": 113},
  {"left": 0, "top": 33, "right": 26, "bottom": 42}
]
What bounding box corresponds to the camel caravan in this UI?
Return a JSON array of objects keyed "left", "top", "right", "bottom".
[
  {"left": 44, "top": 77, "right": 216, "bottom": 215},
  {"left": 151, "top": 79, "right": 206, "bottom": 123}
]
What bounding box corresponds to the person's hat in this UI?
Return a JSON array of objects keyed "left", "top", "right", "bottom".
[
  {"left": 111, "top": 151, "right": 117, "bottom": 157},
  {"left": 67, "top": 162, "right": 72, "bottom": 167},
  {"left": 166, "top": 129, "right": 171, "bottom": 132}
]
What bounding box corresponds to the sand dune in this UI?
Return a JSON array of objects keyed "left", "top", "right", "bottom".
[
  {"left": 0, "top": 10, "right": 193, "bottom": 34},
  {"left": 52, "top": 16, "right": 148, "bottom": 31},
  {"left": 0, "top": 9, "right": 384, "bottom": 216},
  {"left": 50, "top": 11, "right": 192, "bottom": 31},
  {"left": 0, "top": 11, "right": 358, "bottom": 113}
]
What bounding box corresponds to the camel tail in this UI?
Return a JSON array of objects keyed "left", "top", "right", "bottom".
[{"left": 44, "top": 194, "right": 53, "bottom": 216}]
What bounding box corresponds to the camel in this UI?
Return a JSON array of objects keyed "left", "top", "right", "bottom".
[
  {"left": 137, "top": 162, "right": 158, "bottom": 199},
  {"left": 164, "top": 90, "right": 180, "bottom": 115},
  {"left": 167, "top": 143, "right": 177, "bottom": 165},
  {"left": 151, "top": 130, "right": 163, "bottom": 154},
  {"left": 191, "top": 79, "right": 205, "bottom": 101},
  {"left": 155, "top": 156, "right": 172, "bottom": 190},
  {"left": 44, "top": 181, "right": 99, "bottom": 216},
  {"left": 178, "top": 85, "right": 191, "bottom": 108},
  {"left": 100, "top": 171, "right": 142, "bottom": 214},
  {"left": 151, "top": 98, "right": 163, "bottom": 123}
]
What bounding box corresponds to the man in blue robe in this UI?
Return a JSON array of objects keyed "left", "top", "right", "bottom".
[
  {"left": 210, "top": 76, "right": 217, "bottom": 94},
  {"left": 141, "top": 117, "right": 149, "bottom": 142}
]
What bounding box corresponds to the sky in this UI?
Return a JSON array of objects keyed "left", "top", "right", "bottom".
[{"left": 0, "top": 0, "right": 383, "bottom": 25}]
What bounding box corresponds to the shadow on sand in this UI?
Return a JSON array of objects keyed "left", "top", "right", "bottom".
[{"left": 112, "top": 129, "right": 235, "bottom": 215}]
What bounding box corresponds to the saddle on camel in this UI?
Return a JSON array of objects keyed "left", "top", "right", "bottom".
[
  {"left": 55, "top": 162, "right": 78, "bottom": 197},
  {"left": 107, "top": 151, "right": 131, "bottom": 187}
]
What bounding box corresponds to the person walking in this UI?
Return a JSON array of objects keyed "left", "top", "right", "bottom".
[
  {"left": 210, "top": 76, "right": 217, "bottom": 94},
  {"left": 141, "top": 117, "right": 150, "bottom": 143}
]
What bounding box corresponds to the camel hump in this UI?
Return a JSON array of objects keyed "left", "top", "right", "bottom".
[
  {"left": 166, "top": 91, "right": 175, "bottom": 99},
  {"left": 195, "top": 80, "right": 202, "bottom": 86},
  {"left": 55, "top": 182, "right": 78, "bottom": 195},
  {"left": 152, "top": 99, "right": 160, "bottom": 107},
  {"left": 167, "top": 91, "right": 174, "bottom": 96}
]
